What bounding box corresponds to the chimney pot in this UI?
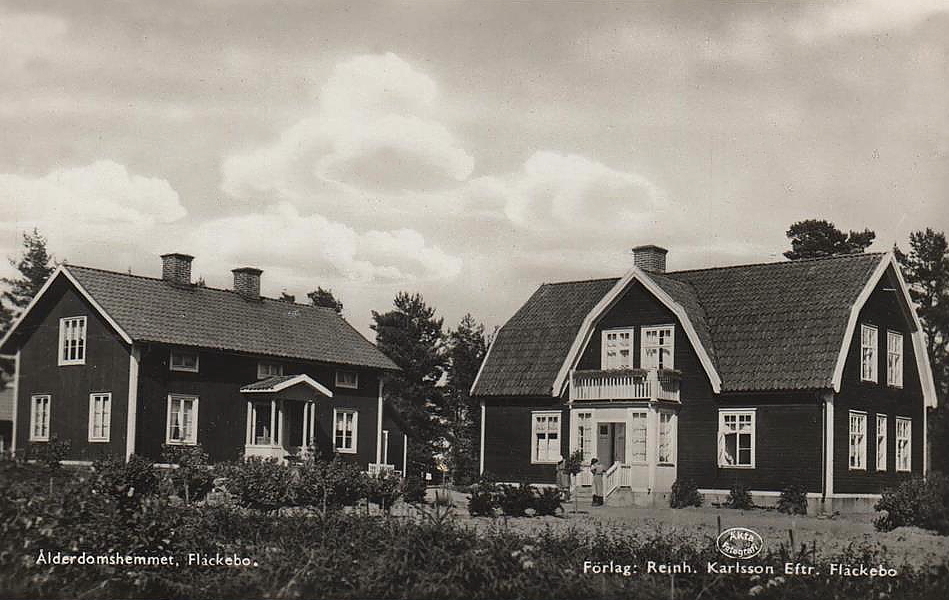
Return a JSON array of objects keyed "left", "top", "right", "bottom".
[
  {"left": 232, "top": 267, "right": 263, "bottom": 299},
  {"left": 160, "top": 253, "right": 194, "bottom": 284},
  {"left": 632, "top": 245, "right": 668, "bottom": 273}
]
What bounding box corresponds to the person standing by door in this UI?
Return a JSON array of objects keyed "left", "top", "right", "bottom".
[{"left": 591, "top": 457, "right": 604, "bottom": 506}]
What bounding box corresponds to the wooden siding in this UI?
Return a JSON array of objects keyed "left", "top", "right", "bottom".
[
  {"left": 834, "top": 266, "right": 925, "bottom": 493},
  {"left": 135, "top": 344, "right": 383, "bottom": 466},
  {"left": 483, "top": 398, "right": 568, "bottom": 484},
  {"left": 14, "top": 277, "right": 131, "bottom": 460}
]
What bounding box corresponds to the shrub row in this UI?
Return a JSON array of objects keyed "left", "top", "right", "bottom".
[
  {"left": 468, "top": 482, "right": 562, "bottom": 517},
  {"left": 875, "top": 474, "right": 949, "bottom": 535}
]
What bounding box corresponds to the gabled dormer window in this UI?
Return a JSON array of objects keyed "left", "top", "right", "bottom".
[
  {"left": 886, "top": 331, "right": 903, "bottom": 388},
  {"left": 860, "top": 324, "right": 878, "bottom": 382},
  {"left": 257, "top": 362, "right": 284, "bottom": 379},
  {"left": 58, "top": 316, "right": 86, "bottom": 365},
  {"left": 641, "top": 325, "right": 674, "bottom": 370},
  {"left": 170, "top": 349, "right": 199, "bottom": 372},
  {"left": 602, "top": 328, "right": 634, "bottom": 369}
]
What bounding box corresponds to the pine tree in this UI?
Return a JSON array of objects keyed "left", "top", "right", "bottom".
[
  {"left": 784, "top": 219, "right": 875, "bottom": 260},
  {"left": 371, "top": 292, "right": 447, "bottom": 477},
  {"left": 445, "top": 314, "right": 488, "bottom": 484},
  {"left": 1, "top": 228, "right": 57, "bottom": 385}
]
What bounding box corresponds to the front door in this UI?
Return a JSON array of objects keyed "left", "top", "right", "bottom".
[{"left": 596, "top": 422, "right": 625, "bottom": 465}]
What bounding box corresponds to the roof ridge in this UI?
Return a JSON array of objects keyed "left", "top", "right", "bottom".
[
  {"left": 541, "top": 276, "right": 621, "bottom": 287},
  {"left": 666, "top": 252, "right": 886, "bottom": 276},
  {"left": 65, "top": 263, "right": 337, "bottom": 312}
]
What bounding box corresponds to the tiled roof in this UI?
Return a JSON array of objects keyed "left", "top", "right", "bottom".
[
  {"left": 64, "top": 265, "right": 399, "bottom": 371},
  {"left": 472, "top": 253, "right": 884, "bottom": 397},
  {"left": 240, "top": 375, "right": 300, "bottom": 392}
]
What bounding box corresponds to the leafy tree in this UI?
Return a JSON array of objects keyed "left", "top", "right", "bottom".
[
  {"left": 895, "top": 229, "right": 949, "bottom": 474},
  {"left": 279, "top": 291, "right": 296, "bottom": 303},
  {"left": 308, "top": 287, "right": 343, "bottom": 313},
  {"left": 371, "top": 292, "right": 447, "bottom": 476},
  {"left": 445, "top": 314, "right": 488, "bottom": 484},
  {"left": 1, "top": 228, "right": 57, "bottom": 385},
  {"left": 784, "top": 219, "right": 875, "bottom": 260}
]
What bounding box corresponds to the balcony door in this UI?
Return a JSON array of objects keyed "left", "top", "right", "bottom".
[{"left": 641, "top": 325, "right": 674, "bottom": 370}]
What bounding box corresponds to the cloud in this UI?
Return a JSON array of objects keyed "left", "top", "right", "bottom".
[
  {"left": 796, "top": 0, "right": 949, "bottom": 40},
  {"left": 222, "top": 52, "right": 473, "bottom": 198},
  {"left": 0, "top": 160, "right": 186, "bottom": 256},
  {"left": 0, "top": 9, "right": 68, "bottom": 73},
  {"left": 186, "top": 202, "right": 462, "bottom": 283}
]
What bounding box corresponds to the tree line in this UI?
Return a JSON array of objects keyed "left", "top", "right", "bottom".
[{"left": 1, "top": 220, "right": 947, "bottom": 480}]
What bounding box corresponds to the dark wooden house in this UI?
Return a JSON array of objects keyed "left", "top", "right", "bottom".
[
  {"left": 0, "top": 253, "right": 408, "bottom": 474},
  {"left": 472, "top": 246, "right": 937, "bottom": 512}
]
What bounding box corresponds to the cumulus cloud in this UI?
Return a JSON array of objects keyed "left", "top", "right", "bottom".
[
  {"left": 187, "top": 202, "right": 462, "bottom": 283},
  {"left": 0, "top": 160, "right": 186, "bottom": 255},
  {"left": 796, "top": 0, "right": 948, "bottom": 40},
  {"left": 222, "top": 52, "right": 473, "bottom": 198}
]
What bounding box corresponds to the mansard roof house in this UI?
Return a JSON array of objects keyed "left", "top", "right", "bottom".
[
  {"left": 0, "top": 253, "right": 408, "bottom": 474},
  {"left": 472, "top": 246, "right": 938, "bottom": 512}
]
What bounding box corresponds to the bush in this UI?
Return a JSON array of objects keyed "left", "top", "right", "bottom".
[
  {"left": 365, "top": 472, "right": 403, "bottom": 511},
  {"left": 875, "top": 474, "right": 949, "bottom": 535},
  {"left": 91, "top": 454, "right": 158, "bottom": 506},
  {"left": 467, "top": 482, "right": 498, "bottom": 516},
  {"left": 219, "top": 457, "right": 293, "bottom": 510},
  {"left": 28, "top": 436, "right": 71, "bottom": 469},
  {"left": 161, "top": 444, "right": 213, "bottom": 503},
  {"left": 402, "top": 474, "right": 427, "bottom": 504},
  {"left": 497, "top": 483, "right": 534, "bottom": 516},
  {"left": 670, "top": 478, "right": 703, "bottom": 508},
  {"left": 726, "top": 481, "right": 753, "bottom": 509},
  {"left": 532, "top": 486, "right": 563, "bottom": 516},
  {"left": 778, "top": 484, "right": 809, "bottom": 515}
]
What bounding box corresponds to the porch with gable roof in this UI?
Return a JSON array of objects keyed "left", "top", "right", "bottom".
[{"left": 239, "top": 374, "right": 333, "bottom": 462}]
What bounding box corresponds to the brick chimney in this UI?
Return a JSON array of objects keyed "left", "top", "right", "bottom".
[
  {"left": 632, "top": 245, "right": 668, "bottom": 273},
  {"left": 232, "top": 267, "right": 263, "bottom": 299},
  {"left": 161, "top": 253, "right": 194, "bottom": 284}
]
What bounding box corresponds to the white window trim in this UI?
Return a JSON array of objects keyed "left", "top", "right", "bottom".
[
  {"left": 29, "top": 394, "right": 51, "bottom": 442},
  {"left": 896, "top": 416, "right": 912, "bottom": 472},
  {"left": 531, "top": 410, "right": 562, "bottom": 464},
  {"left": 718, "top": 408, "right": 756, "bottom": 469},
  {"left": 600, "top": 327, "right": 635, "bottom": 370},
  {"left": 628, "top": 410, "right": 648, "bottom": 465},
  {"left": 335, "top": 370, "right": 359, "bottom": 389},
  {"left": 848, "top": 410, "right": 867, "bottom": 471},
  {"left": 88, "top": 392, "right": 112, "bottom": 443},
  {"left": 169, "top": 349, "right": 199, "bottom": 373},
  {"left": 886, "top": 330, "right": 903, "bottom": 388},
  {"left": 165, "top": 394, "right": 199, "bottom": 445},
  {"left": 657, "top": 409, "right": 676, "bottom": 465},
  {"left": 875, "top": 413, "right": 887, "bottom": 472},
  {"left": 641, "top": 324, "right": 675, "bottom": 370},
  {"left": 256, "top": 361, "right": 284, "bottom": 379},
  {"left": 333, "top": 408, "right": 358, "bottom": 453},
  {"left": 860, "top": 324, "right": 878, "bottom": 383},
  {"left": 58, "top": 316, "right": 87, "bottom": 366}
]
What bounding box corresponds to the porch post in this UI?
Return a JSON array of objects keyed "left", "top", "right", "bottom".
[
  {"left": 270, "top": 399, "right": 277, "bottom": 446},
  {"left": 302, "top": 403, "right": 309, "bottom": 447},
  {"left": 309, "top": 403, "right": 315, "bottom": 445},
  {"left": 246, "top": 401, "right": 253, "bottom": 446},
  {"left": 647, "top": 404, "right": 657, "bottom": 492},
  {"left": 277, "top": 400, "right": 284, "bottom": 447}
]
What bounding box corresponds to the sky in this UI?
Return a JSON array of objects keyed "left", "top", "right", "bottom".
[{"left": 1, "top": 0, "right": 947, "bottom": 338}]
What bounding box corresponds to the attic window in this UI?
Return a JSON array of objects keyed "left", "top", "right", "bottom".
[
  {"left": 601, "top": 328, "right": 634, "bottom": 369},
  {"left": 336, "top": 370, "right": 358, "bottom": 389},
  {"left": 860, "top": 324, "right": 878, "bottom": 383},
  {"left": 641, "top": 325, "right": 674, "bottom": 370},
  {"left": 58, "top": 316, "right": 86, "bottom": 366},
  {"left": 886, "top": 331, "right": 903, "bottom": 388},
  {"left": 170, "top": 349, "right": 199, "bottom": 373}
]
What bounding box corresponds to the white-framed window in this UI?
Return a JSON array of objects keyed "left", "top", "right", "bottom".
[
  {"left": 860, "top": 324, "right": 878, "bottom": 383},
  {"left": 166, "top": 394, "right": 198, "bottom": 444},
  {"left": 875, "top": 413, "right": 887, "bottom": 471},
  {"left": 334, "top": 409, "right": 358, "bottom": 453},
  {"left": 58, "top": 316, "right": 87, "bottom": 365},
  {"left": 641, "top": 325, "right": 674, "bottom": 370},
  {"left": 577, "top": 411, "right": 594, "bottom": 463},
  {"left": 88, "top": 392, "right": 112, "bottom": 442},
  {"left": 335, "top": 370, "right": 359, "bottom": 389},
  {"left": 718, "top": 409, "right": 755, "bottom": 468},
  {"left": 657, "top": 410, "right": 676, "bottom": 464},
  {"left": 849, "top": 411, "right": 867, "bottom": 470},
  {"left": 257, "top": 362, "right": 284, "bottom": 379},
  {"left": 886, "top": 331, "right": 903, "bottom": 388},
  {"left": 169, "top": 349, "right": 199, "bottom": 373},
  {"left": 30, "top": 394, "right": 51, "bottom": 442},
  {"left": 382, "top": 429, "right": 390, "bottom": 464},
  {"left": 532, "top": 411, "right": 561, "bottom": 463},
  {"left": 601, "top": 328, "right": 634, "bottom": 369},
  {"left": 629, "top": 411, "right": 648, "bottom": 463},
  {"left": 896, "top": 417, "right": 911, "bottom": 472}
]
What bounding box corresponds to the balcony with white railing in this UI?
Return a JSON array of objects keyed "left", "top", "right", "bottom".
[{"left": 569, "top": 368, "right": 680, "bottom": 402}]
